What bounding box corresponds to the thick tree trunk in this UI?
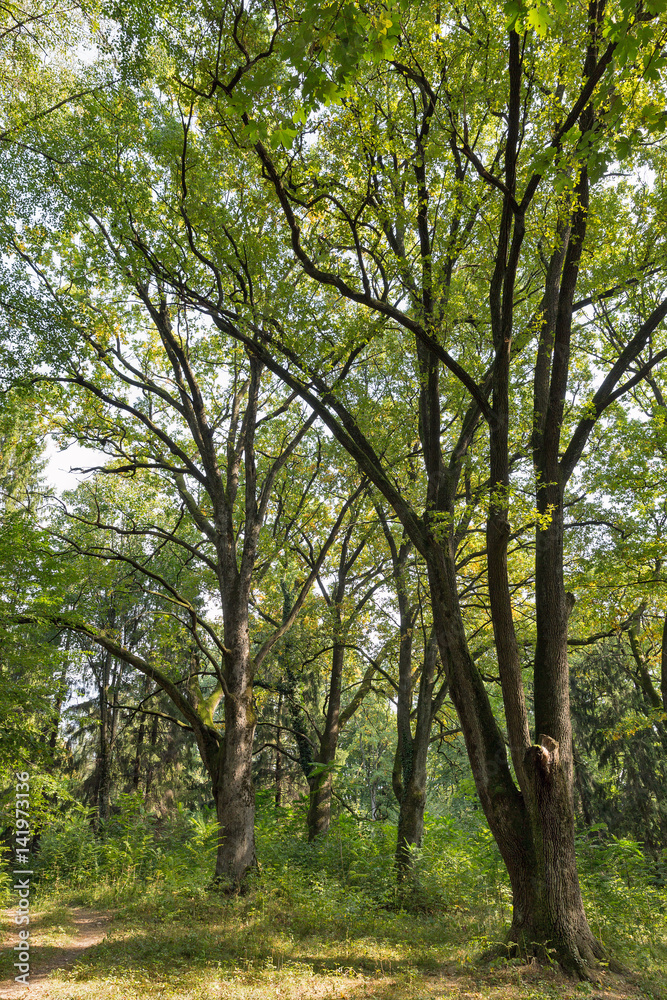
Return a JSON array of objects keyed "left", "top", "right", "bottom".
[
  {"left": 306, "top": 760, "right": 334, "bottom": 840},
  {"left": 426, "top": 541, "right": 602, "bottom": 976},
  {"left": 212, "top": 618, "right": 257, "bottom": 886},
  {"left": 395, "top": 776, "right": 426, "bottom": 876},
  {"left": 510, "top": 736, "right": 605, "bottom": 975},
  {"left": 213, "top": 695, "right": 256, "bottom": 885}
]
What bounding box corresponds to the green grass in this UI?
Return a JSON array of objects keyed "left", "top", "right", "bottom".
[
  {"left": 1, "top": 803, "right": 665, "bottom": 1000},
  {"left": 1, "top": 879, "right": 661, "bottom": 1000}
]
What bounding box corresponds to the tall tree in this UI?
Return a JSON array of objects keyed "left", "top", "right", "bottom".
[
  {"left": 4, "top": 0, "right": 667, "bottom": 972},
  {"left": 297, "top": 493, "right": 388, "bottom": 839},
  {"left": 8, "top": 327, "right": 350, "bottom": 885},
  {"left": 120, "top": 0, "right": 667, "bottom": 973}
]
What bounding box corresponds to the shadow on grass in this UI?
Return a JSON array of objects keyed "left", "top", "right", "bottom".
[{"left": 51, "top": 910, "right": 664, "bottom": 1000}]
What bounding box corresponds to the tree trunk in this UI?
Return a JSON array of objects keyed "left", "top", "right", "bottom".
[
  {"left": 212, "top": 619, "right": 257, "bottom": 886},
  {"left": 144, "top": 713, "right": 159, "bottom": 797},
  {"left": 394, "top": 570, "right": 416, "bottom": 875},
  {"left": 395, "top": 633, "right": 446, "bottom": 881},
  {"left": 306, "top": 760, "right": 334, "bottom": 840},
  {"left": 511, "top": 736, "right": 605, "bottom": 973},
  {"left": 426, "top": 540, "right": 602, "bottom": 975},
  {"left": 96, "top": 648, "right": 113, "bottom": 826},
  {"left": 49, "top": 636, "right": 70, "bottom": 753},
  {"left": 661, "top": 611, "right": 667, "bottom": 713},
  {"left": 573, "top": 739, "right": 593, "bottom": 828},
  {"left": 377, "top": 511, "right": 433, "bottom": 880},
  {"left": 307, "top": 632, "right": 344, "bottom": 840},
  {"left": 395, "top": 777, "right": 426, "bottom": 876},
  {"left": 274, "top": 689, "right": 284, "bottom": 807},
  {"left": 131, "top": 675, "right": 150, "bottom": 791}
]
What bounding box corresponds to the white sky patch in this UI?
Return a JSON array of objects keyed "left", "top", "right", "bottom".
[{"left": 44, "top": 436, "right": 107, "bottom": 495}]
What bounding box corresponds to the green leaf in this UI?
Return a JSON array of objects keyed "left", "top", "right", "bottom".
[
  {"left": 531, "top": 147, "right": 556, "bottom": 176},
  {"left": 526, "top": 5, "right": 553, "bottom": 36}
]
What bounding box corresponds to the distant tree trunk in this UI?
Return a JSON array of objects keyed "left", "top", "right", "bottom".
[
  {"left": 274, "top": 689, "right": 284, "bottom": 807},
  {"left": 572, "top": 740, "right": 593, "bottom": 827},
  {"left": 305, "top": 521, "right": 361, "bottom": 841},
  {"left": 144, "top": 713, "right": 159, "bottom": 798},
  {"left": 131, "top": 676, "right": 151, "bottom": 791},
  {"left": 49, "top": 634, "right": 70, "bottom": 752},
  {"left": 307, "top": 632, "right": 344, "bottom": 840},
  {"left": 395, "top": 633, "right": 444, "bottom": 881},
  {"left": 661, "top": 612, "right": 667, "bottom": 713},
  {"left": 369, "top": 779, "right": 378, "bottom": 820},
  {"left": 96, "top": 647, "right": 113, "bottom": 826},
  {"left": 393, "top": 585, "right": 417, "bottom": 874},
  {"left": 131, "top": 716, "right": 145, "bottom": 791},
  {"left": 377, "top": 511, "right": 448, "bottom": 881}
]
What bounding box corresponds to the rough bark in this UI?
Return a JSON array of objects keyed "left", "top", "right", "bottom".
[
  {"left": 516, "top": 737, "right": 605, "bottom": 975},
  {"left": 213, "top": 638, "right": 256, "bottom": 884}
]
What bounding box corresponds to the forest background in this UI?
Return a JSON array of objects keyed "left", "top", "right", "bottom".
[{"left": 1, "top": 0, "right": 667, "bottom": 996}]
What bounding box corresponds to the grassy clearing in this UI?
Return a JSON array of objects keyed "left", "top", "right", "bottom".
[
  {"left": 1, "top": 802, "right": 665, "bottom": 999},
  {"left": 1, "top": 881, "right": 662, "bottom": 1000}
]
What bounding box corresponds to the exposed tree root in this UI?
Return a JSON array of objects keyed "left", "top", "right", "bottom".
[{"left": 482, "top": 926, "right": 624, "bottom": 982}]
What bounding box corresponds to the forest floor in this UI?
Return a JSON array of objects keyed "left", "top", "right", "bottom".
[
  {"left": 0, "top": 907, "right": 111, "bottom": 998},
  {"left": 0, "top": 894, "right": 663, "bottom": 1000}
]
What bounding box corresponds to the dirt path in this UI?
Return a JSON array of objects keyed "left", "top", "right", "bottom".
[{"left": 0, "top": 908, "right": 111, "bottom": 999}]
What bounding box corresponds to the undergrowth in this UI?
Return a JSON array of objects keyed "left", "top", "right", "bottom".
[{"left": 1, "top": 793, "right": 665, "bottom": 999}]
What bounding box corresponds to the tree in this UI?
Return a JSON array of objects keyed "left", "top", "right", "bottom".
[
  {"left": 251, "top": 483, "right": 394, "bottom": 839},
  {"left": 297, "top": 488, "right": 389, "bottom": 840},
  {"left": 571, "top": 639, "right": 667, "bottom": 851},
  {"left": 128, "top": 0, "right": 667, "bottom": 973},
  {"left": 373, "top": 505, "right": 450, "bottom": 880},
  {"left": 6, "top": 314, "right": 352, "bottom": 885},
  {"left": 4, "top": 0, "right": 667, "bottom": 972}
]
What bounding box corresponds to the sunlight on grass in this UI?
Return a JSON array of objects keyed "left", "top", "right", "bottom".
[
  {"left": 2, "top": 805, "right": 665, "bottom": 1000},
  {"left": 1, "top": 874, "right": 660, "bottom": 1000}
]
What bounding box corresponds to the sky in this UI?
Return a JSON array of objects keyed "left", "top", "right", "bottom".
[{"left": 43, "top": 436, "right": 105, "bottom": 495}]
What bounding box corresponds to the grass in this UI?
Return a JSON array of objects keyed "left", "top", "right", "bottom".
[
  {"left": 1, "top": 881, "right": 662, "bottom": 1000},
  {"left": 1, "top": 802, "right": 666, "bottom": 999}
]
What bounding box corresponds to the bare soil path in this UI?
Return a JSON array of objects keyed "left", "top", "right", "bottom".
[{"left": 0, "top": 908, "right": 111, "bottom": 999}]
